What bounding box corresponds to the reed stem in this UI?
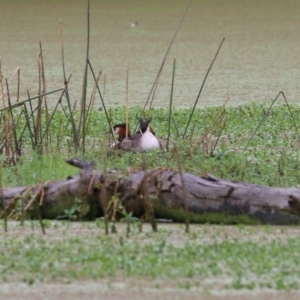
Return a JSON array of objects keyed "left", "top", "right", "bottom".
[
  {"left": 79, "top": 0, "right": 90, "bottom": 152},
  {"left": 87, "top": 60, "right": 116, "bottom": 144},
  {"left": 243, "top": 91, "right": 282, "bottom": 151},
  {"left": 0, "top": 170, "right": 7, "bottom": 232},
  {"left": 126, "top": 62, "right": 129, "bottom": 138},
  {"left": 42, "top": 89, "right": 66, "bottom": 141},
  {"left": 136, "top": 0, "right": 192, "bottom": 131},
  {"left": 142, "top": 154, "right": 157, "bottom": 232},
  {"left": 183, "top": 37, "right": 225, "bottom": 139},
  {"left": 6, "top": 79, "right": 20, "bottom": 158},
  {"left": 0, "top": 88, "right": 64, "bottom": 112},
  {"left": 281, "top": 91, "right": 300, "bottom": 141},
  {"left": 175, "top": 144, "right": 189, "bottom": 233},
  {"left": 167, "top": 58, "right": 176, "bottom": 151},
  {"left": 35, "top": 200, "right": 46, "bottom": 235},
  {"left": 85, "top": 71, "right": 100, "bottom": 132}
]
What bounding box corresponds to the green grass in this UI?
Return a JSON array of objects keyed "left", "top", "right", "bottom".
[
  {"left": 2, "top": 102, "right": 300, "bottom": 224},
  {"left": 2, "top": 103, "right": 300, "bottom": 291},
  {"left": 3, "top": 102, "right": 300, "bottom": 188},
  {"left": 1, "top": 222, "right": 300, "bottom": 290}
]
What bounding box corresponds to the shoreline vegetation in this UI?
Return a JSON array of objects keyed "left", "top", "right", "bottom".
[
  {"left": 1, "top": 0, "right": 300, "bottom": 226},
  {"left": 1, "top": 0, "right": 300, "bottom": 294},
  {"left": 1, "top": 102, "right": 300, "bottom": 225},
  {"left": 1, "top": 102, "right": 300, "bottom": 188}
]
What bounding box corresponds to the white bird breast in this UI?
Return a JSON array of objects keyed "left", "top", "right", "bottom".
[{"left": 138, "top": 132, "right": 160, "bottom": 152}]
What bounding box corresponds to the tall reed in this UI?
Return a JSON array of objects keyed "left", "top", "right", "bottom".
[
  {"left": 59, "top": 19, "right": 79, "bottom": 150},
  {"left": 136, "top": 0, "right": 192, "bottom": 131},
  {"left": 78, "top": 0, "right": 91, "bottom": 153},
  {"left": 167, "top": 58, "right": 176, "bottom": 152},
  {"left": 182, "top": 37, "right": 225, "bottom": 139}
]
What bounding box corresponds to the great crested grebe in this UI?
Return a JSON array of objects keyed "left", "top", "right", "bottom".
[{"left": 110, "top": 119, "right": 161, "bottom": 153}]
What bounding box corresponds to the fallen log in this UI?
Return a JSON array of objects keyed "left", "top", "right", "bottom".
[{"left": 1, "top": 158, "right": 300, "bottom": 224}]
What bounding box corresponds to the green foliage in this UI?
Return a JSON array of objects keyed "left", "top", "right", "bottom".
[
  {"left": 2, "top": 102, "right": 300, "bottom": 189},
  {"left": 2, "top": 100, "right": 300, "bottom": 290},
  {"left": 1, "top": 151, "right": 76, "bottom": 186},
  {"left": 0, "top": 222, "right": 299, "bottom": 290},
  {"left": 57, "top": 198, "right": 82, "bottom": 221}
]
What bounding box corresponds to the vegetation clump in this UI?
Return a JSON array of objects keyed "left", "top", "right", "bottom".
[{"left": 2, "top": 102, "right": 300, "bottom": 189}]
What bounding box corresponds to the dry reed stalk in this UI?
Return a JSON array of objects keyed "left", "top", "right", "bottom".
[
  {"left": 56, "top": 119, "right": 63, "bottom": 150},
  {"left": 103, "top": 172, "right": 120, "bottom": 234},
  {"left": 196, "top": 109, "right": 225, "bottom": 147},
  {"left": 172, "top": 114, "right": 179, "bottom": 137},
  {"left": 35, "top": 44, "right": 44, "bottom": 154},
  {"left": 189, "top": 122, "right": 196, "bottom": 145},
  {"left": 42, "top": 88, "right": 66, "bottom": 141},
  {"left": 243, "top": 91, "right": 282, "bottom": 151},
  {"left": 196, "top": 97, "right": 230, "bottom": 149},
  {"left": 22, "top": 103, "right": 36, "bottom": 150},
  {"left": 35, "top": 187, "right": 46, "bottom": 234},
  {"left": 17, "top": 67, "right": 20, "bottom": 103},
  {"left": 183, "top": 37, "right": 226, "bottom": 139},
  {"left": 280, "top": 91, "right": 300, "bottom": 141},
  {"left": 101, "top": 158, "right": 109, "bottom": 235},
  {"left": 202, "top": 111, "right": 225, "bottom": 155},
  {"left": 59, "top": 19, "right": 79, "bottom": 150},
  {"left": 27, "top": 90, "right": 38, "bottom": 150},
  {"left": 19, "top": 194, "right": 26, "bottom": 227},
  {"left": 14, "top": 110, "right": 26, "bottom": 156},
  {"left": 0, "top": 88, "right": 65, "bottom": 112},
  {"left": 174, "top": 144, "right": 189, "bottom": 233},
  {"left": 125, "top": 62, "right": 129, "bottom": 138},
  {"left": 59, "top": 19, "right": 67, "bottom": 82},
  {"left": 87, "top": 60, "right": 116, "bottom": 144},
  {"left": 38, "top": 41, "right": 51, "bottom": 149},
  {"left": 0, "top": 66, "right": 20, "bottom": 105},
  {"left": 36, "top": 201, "right": 46, "bottom": 234},
  {"left": 209, "top": 115, "right": 227, "bottom": 156},
  {"left": 77, "top": 0, "right": 91, "bottom": 153},
  {"left": 85, "top": 71, "right": 101, "bottom": 133},
  {"left": 0, "top": 57, "right": 4, "bottom": 108},
  {"left": 167, "top": 58, "right": 176, "bottom": 152},
  {"left": 3, "top": 185, "right": 45, "bottom": 234},
  {"left": 2, "top": 112, "right": 11, "bottom": 162},
  {"left": 6, "top": 79, "right": 20, "bottom": 160},
  {"left": 136, "top": 0, "right": 192, "bottom": 131},
  {"left": 142, "top": 154, "right": 157, "bottom": 232},
  {"left": 0, "top": 173, "right": 7, "bottom": 232},
  {"left": 148, "top": 62, "right": 163, "bottom": 110}
]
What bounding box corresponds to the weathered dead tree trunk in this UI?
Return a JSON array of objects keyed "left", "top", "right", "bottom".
[{"left": 1, "top": 158, "right": 300, "bottom": 224}]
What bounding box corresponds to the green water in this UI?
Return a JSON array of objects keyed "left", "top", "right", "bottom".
[{"left": 0, "top": 0, "right": 300, "bottom": 108}]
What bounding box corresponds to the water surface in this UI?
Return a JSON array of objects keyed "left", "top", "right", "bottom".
[{"left": 1, "top": 0, "right": 300, "bottom": 108}]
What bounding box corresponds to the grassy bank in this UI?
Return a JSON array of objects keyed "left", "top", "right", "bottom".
[{"left": 2, "top": 102, "right": 300, "bottom": 188}]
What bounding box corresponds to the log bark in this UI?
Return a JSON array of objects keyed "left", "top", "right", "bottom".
[{"left": 1, "top": 158, "right": 300, "bottom": 224}]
